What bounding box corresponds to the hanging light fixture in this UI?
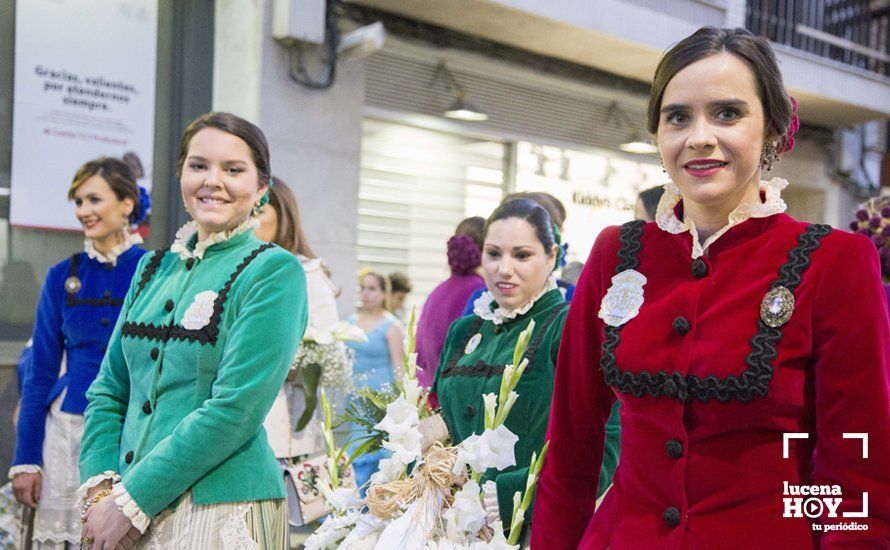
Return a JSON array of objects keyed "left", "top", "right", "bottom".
[
  {"left": 433, "top": 62, "right": 489, "bottom": 122},
  {"left": 606, "top": 101, "right": 658, "bottom": 155},
  {"left": 619, "top": 130, "right": 659, "bottom": 154}
]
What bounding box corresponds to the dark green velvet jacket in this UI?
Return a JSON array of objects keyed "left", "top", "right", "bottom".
[{"left": 434, "top": 288, "right": 621, "bottom": 527}]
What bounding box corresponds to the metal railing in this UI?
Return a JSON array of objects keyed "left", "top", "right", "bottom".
[{"left": 746, "top": 0, "right": 890, "bottom": 76}]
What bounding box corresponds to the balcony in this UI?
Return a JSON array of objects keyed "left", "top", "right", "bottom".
[{"left": 747, "top": 0, "right": 890, "bottom": 77}]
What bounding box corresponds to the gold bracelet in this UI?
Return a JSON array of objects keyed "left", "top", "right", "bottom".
[{"left": 81, "top": 488, "right": 114, "bottom": 519}]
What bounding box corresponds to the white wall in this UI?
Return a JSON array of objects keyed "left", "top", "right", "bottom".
[{"left": 213, "top": 0, "right": 365, "bottom": 315}]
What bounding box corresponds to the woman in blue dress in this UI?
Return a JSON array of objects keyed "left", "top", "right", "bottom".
[
  {"left": 345, "top": 270, "right": 404, "bottom": 489},
  {"left": 9, "top": 157, "right": 148, "bottom": 549}
]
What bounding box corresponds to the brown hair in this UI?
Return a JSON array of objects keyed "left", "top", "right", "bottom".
[
  {"left": 267, "top": 176, "right": 316, "bottom": 258},
  {"left": 503, "top": 191, "right": 566, "bottom": 229},
  {"left": 388, "top": 271, "right": 412, "bottom": 294},
  {"left": 360, "top": 269, "right": 391, "bottom": 311},
  {"left": 176, "top": 112, "right": 271, "bottom": 186},
  {"left": 68, "top": 157, "right": 140, "bottom": 223},
  {"left": 647, "top": 27, "right": 792, "bottom": 143},
  {"left": 454, "top": 216, "right": 485, "bottom": 249}
]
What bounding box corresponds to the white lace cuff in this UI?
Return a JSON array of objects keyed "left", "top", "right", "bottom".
[
  {"left": 482, "top": 480, "right": 500, "bottom": 524},
  {"left": 8, "top": 464, "right": 42, "bottom": 480},
  {"left": 112, "top": 483, "right": 150, "bottom": 534},
  {"left": 75, "top": 471, "right": 121, "bottom": 502}
]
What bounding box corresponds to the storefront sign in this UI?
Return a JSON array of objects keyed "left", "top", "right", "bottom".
[{"left": 10, "top": 0, "right": 157, "bottom": 230}]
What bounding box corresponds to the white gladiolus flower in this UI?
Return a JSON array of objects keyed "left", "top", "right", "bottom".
[
  {"left": 452, "top": 433, "right": 497, "bottom": 475},
  {"left": 370, "top": 455, "right": 406, "bottom": 485},
  {"left": 482, "top": 425, "right": 519, "bottom": 471},
  {"left": 443, "top": 481, "right": 487, "bottom": 543},
  {"left": 403, "top": 375, "right": 422, "bottom": 407},
  {"left": 375, "top": 396, "right": 423, "bottom": 463},
  {"left": 482, "top": 393, "right": 497, "bottom": 426}
]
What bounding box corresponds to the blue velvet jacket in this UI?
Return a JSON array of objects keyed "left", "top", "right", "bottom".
[{"left": 13, "top": 245, "right": 146, "bottom": 467}]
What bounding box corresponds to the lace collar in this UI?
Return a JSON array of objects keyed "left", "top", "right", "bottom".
[
  {"left": 473, "top": 275, "right": 558, "bottom": 325},
  {"left": 655, "top": 177, "right": 788, "bottom": 259},
  {"left": 83, "top": 232, "right": 143, "bottom": 266},
  {"left": 170, "top": 218, "right": 259, "bottom": 261}
]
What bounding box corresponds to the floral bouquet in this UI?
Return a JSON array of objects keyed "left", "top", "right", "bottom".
[
  {"left": 305, "top": 313, "right": 548, "bottom": 549},
  {"left": 292, "top": 321, "right": 367, "bottom": 431}
]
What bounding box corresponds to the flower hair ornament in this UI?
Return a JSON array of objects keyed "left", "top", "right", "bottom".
[
  {"left": 850, "top": 196, "right": 890, "bottom": 278},
  {"left": 447, "top": 234, "right": 482, "bottom": 275},
  {"left": 552, "top": 223, "right": 566, "bottom": 271},
  {"left": 132, "top": 186, "right": 152, "bottom": 227},
  {"left": 762, "top": 95, "right": 800, "bottom": 171}
]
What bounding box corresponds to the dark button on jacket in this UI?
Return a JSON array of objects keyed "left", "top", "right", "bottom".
[
  {"left": 666, "top": 439, "right": 684, "bottom": 459},
  {"left": 150, "top": 347, "right": 160, "bottom": 361},
  {"left": 100, "top": 318, "right": 110, "bottom": 327},
  {"left": 165, "top": 300, "right": 174, "bottom": 312},
  {"left": 466, "top": 404, "right": 476, "bottom": 417},
  {"left": 142, "top": 400, "right": 152, "bottom": 415},
  {"left": 663, "top": 506, "right": 681, "bottom": 527},
  {"left": 691, "top": 259, "right": 708, "bottom": 278},
  {"left": 672, "top": 316, "right": 691, "bottom": 336},
  {"left": 125, "top": 450, "right": 134, "bottom": 464},
  {"left": 186, "top": 258, "right": 195, "bottom": 270}
]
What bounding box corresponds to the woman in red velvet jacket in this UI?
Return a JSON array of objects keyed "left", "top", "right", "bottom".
[{"left": 532, "top": 27, "right": 890, "bottom": 549}]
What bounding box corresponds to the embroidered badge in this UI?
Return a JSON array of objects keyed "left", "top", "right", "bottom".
[
  {"left": 181, "top": 290, "right": 218, "bottom": 330},
  {"left": 598, "top": 269, "right": 647, "bottom": 327},
  {"left": 64, "top": 276, "right": 82, "bottom": 295},
  {"left": 465, "top": 333, "right": 482, "bottom": 355},
  {"left": 760, "top": 286, "right": 794, "bottom": 328}
]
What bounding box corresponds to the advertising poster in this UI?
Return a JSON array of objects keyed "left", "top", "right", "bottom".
[{"left": 10, "top": 0, "right": 157, "bottom": 230}]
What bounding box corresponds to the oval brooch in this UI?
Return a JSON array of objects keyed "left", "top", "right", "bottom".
[
  {"left": 760, "top": 286, "right": 795, "bottom": 328},
  {"left": 464, "top": 333, "right": 482, "bottom": 355},
  {"left": 64, "top": 276, "right": 82, "bottom": 295}
]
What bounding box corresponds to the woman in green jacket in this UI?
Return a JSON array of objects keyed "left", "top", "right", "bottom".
[
  {"left": 78, "top": 112, "right": 308, "bottom": 549},
  {"left": 433, "top": 199, "right": 620, "bottom": 540}
]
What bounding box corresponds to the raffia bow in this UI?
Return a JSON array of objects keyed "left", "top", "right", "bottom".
[{"left": 365, "top": 442, "right": 466, "bottom": 520}]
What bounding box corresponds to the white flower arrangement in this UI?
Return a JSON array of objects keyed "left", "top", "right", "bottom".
[
  {"left": 305, "top": 312, "right": 548, "bottom": 549},
  {"left": 291, "top": 321, "right": 367, "bottom": 431}
]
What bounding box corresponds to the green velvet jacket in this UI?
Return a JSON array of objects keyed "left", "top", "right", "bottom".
[
  {"left": 433, "top": 288, "right": 621, "bottom": 528},
  {"left": 79, "top": 229, "right": 308, "bottom": 517}
]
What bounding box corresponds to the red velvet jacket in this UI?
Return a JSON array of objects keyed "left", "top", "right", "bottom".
[{"left": 532, "top": 213, "right": 890, "bottom": 549}]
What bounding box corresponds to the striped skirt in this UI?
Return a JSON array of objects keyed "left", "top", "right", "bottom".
[{"left": 134, "top": 491, "right": 287, "bottom": 549}]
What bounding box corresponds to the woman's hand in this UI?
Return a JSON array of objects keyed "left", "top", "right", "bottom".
[
  {"left": 82, "top": 496, "right": 140, "bottom": 550},
  {"left": 11, "top": 471, "right": 41, "bottom": 508}
]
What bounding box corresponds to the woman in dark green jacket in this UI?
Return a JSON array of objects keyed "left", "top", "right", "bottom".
[{"left": 433, "top": 198, "right": 620, "bottom": 539}]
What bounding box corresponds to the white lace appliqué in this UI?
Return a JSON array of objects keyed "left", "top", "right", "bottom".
[
  {"left": 170, "top": 218, "right": 259, "bottom": 261},
  {"left": 220, "top": 507, "right": 259, "bottom": 550},
  {"left": 84, "top": 232, "right": 144, "bottom": 266},
  {"left": 655, "top": 177, "right": 788, "bottom": 259},
  {"left": 598, "top": 269, "right": 647, "bottom": 327},
  {"left": 473, "top": 275, "right": 558, "bottom": 325},
  {"left": 182, "top": 290, "right": 218, "bottom": 330}
]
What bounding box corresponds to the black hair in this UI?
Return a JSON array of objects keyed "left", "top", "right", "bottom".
[
  {"left": 484, "top": 198, "right": 557, "bottom": 254},
  {"left": 648, "top": 27, "right": 792, "bottom": 144}
]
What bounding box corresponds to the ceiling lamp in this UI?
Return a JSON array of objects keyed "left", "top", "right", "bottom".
[
  {"left": 433, "top": 62, "right": 489, "bottom": 122},
  {"left": 606, "top": 101, "right": 658, "bottom": 155},
  {"left": 619, "top": 130, "right": 659, "bottom": 154}
]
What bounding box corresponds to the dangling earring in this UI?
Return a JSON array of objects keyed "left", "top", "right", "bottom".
[
  {"left": 760, "top": 141, "right": 779, "bottom": 171},
  {"left": 252, "top": 200, "right": 262, "bottom": 217}
]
